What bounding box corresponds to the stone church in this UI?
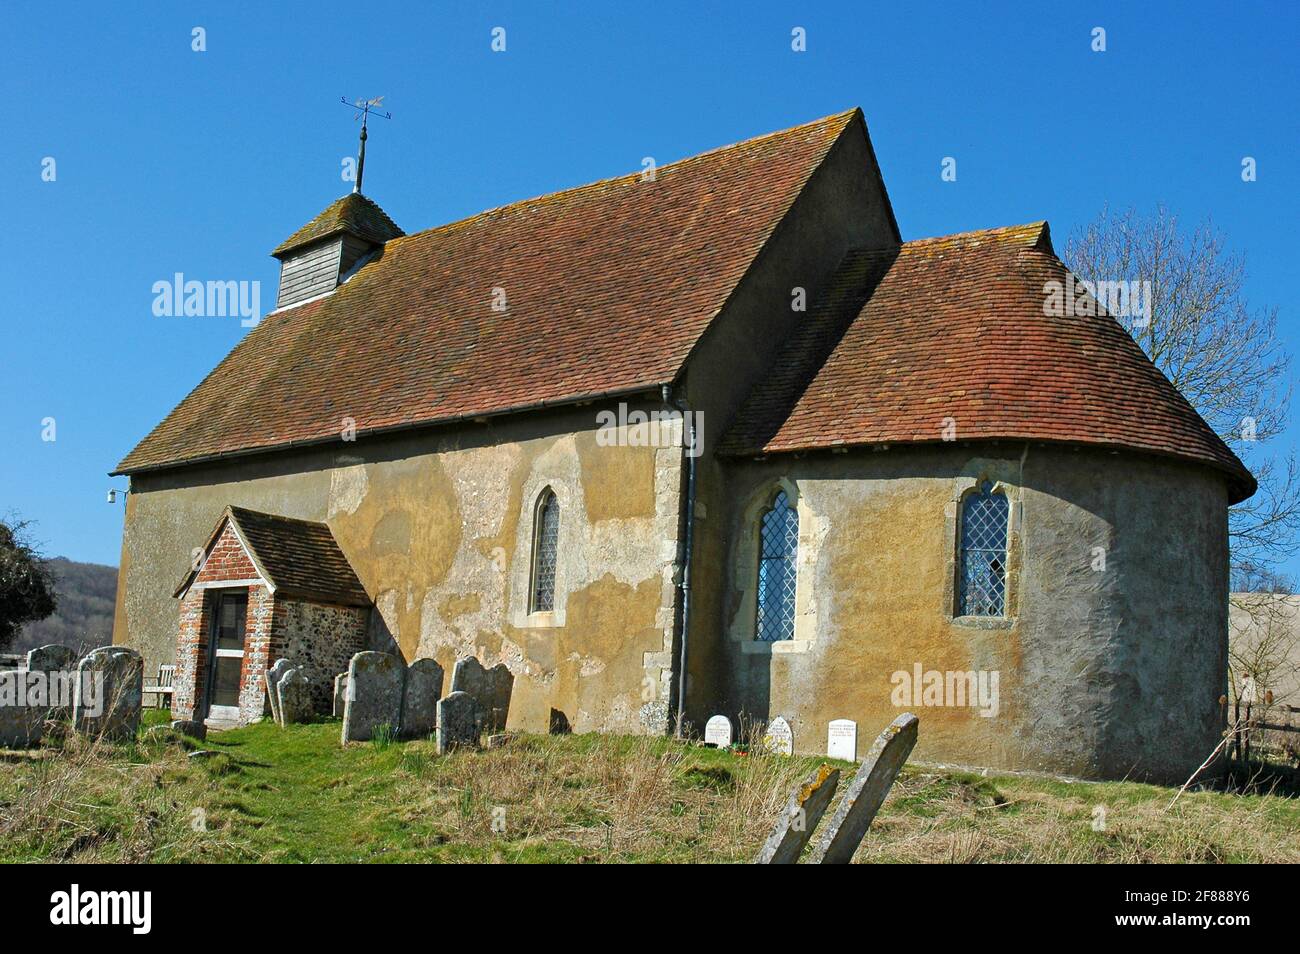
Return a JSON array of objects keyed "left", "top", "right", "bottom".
[{"left": 111, "top": 108, "right": 1253, "bottom": 782}]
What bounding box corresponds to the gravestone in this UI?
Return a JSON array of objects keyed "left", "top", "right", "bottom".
[
  {"left": 400, "top": 658, "right": 445, "bottom": 739},
  {"left": 809, "top": 712, "right": 920, "bottom": 864},
  {"left": 450, "top": 657, "right": 514, "bottom": 734},
  {"left": 436, "top": 691, "right": 478, "bottom": 754},
  {"left": 0, "top": 671, "right": 42, "bottom": 748},
  {"left": 704, "top": 715, "right": 733, "bottom": 748},
  {"left": 332, "top": 673, "right": 349, "bottom": 718},
  {"left": 265, "top": 658, "right": 293, "bottom": 726},
  {"left": 74, "top": 647, "right": 143, "bottom": 742},
  {"left": 763, "top": 716, "right": 794, "bottom": 755},
  {"left": 341, "top": 652, "right": 403, "bottom": 743},
  {"left": 0, "top": 644, "right": 79, "bottom": 747},
  {"left": 27, "top": 644, "right": 77, "bottom": 723},
  {"left": 277, "top": 669, "right": 314, "bottom": 725},
  {"left": 827, "top": 719, "right": 857, "bottom": 761},
  {"left": 753, "top": 764, "right": 841, "bottom": 864}
]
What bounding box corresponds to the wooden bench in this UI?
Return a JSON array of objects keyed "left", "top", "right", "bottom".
[{"left": 145, "top": 663, "right": 176, "bottom": 709}]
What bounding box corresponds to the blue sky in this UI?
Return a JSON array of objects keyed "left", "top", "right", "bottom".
[{"left": 2, "top": 1, "right": 1297, "bottom": 578}]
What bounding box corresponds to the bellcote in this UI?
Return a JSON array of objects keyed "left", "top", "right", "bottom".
[{"left": 270, "top": 192, "right": 403, "bottom": 309}]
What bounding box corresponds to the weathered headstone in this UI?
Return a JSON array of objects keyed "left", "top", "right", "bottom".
[
  {"left": 265, "top": 658, "right": 293, "bottom": 726},
  {"left": 277, "top": 668, "right": 314, "bottom": 725},
  {"left": 809, "top": 712, "right": 919, "bottom": 864},
  {"left": 827, "top": 718, "right": 857, "bottom": 761},
  {"left": 332, "top": 672, "right": 349, "bottom": 718},
  {"left": 0, "top": 644, "right": 79, "bottom": 747},
  {"left": 0, "top": 671, "right": 42, "bottom": 748},
  {"left": 753, "top": 764, "right": 841, "bottom": 864},
  {"left": 27, "top": 644, "right": 77, "bottom": 724},
  {"left": 341, "top": 651, "right": 403, "bottom": 743},
  {"left": 400, "top": 658, "right": 445, "bottom": 739},
  {"left": 26, "top": 644, "right": 77, "bottom": 674},
  {"left": 763, "top": 716, "right": 794, "bottom": 755},
  {"left": 436, "top": 691, "right": 478, "bottom": 754},
  {"left": 74, "top": 647, "right": 143, "bottom": 742},
  {"left": 450, "top": 657, "right": 514, "bottom": 734},
  {"left": 704, "top": 714, "right": 733, "bottom": 748}
]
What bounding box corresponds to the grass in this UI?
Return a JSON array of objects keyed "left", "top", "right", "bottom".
[{"left": 1, "top": 711, "right": 1297, "bottom": 863}]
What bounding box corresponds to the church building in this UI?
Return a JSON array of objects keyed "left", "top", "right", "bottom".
[{"left": 110, "top": 109, "right": 1252, "bottom": 782}]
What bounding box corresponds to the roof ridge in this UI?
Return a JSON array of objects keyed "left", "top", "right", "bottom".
[
  {"left": 382, "top": 109, "right": 861, "bottom": 250},
  {"left": 902, "top": 220, "right": 1048, "bottom": 248},
  {"left": 227, "top": 505, "right": 331, "bottom": 529}
]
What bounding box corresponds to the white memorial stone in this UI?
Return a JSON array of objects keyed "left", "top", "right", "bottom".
[
  {"left": 704, "top": 715, "right": 733, "bottom": 748},
  {"left": 827, "top": 718, "right": 858, "bottom": 761},
  {"left": 763, "top": 716, "right": 794, "bottom": 755}
]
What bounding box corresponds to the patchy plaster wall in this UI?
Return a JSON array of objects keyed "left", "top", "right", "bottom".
[
  {"left": 699, "top": 444, "right": 1230, "bottom": 783},
  {"left": 114, "top": 401, "right": 682, "bottom": 736},
  {"left": 676, "top": 113, "right": 898, "bottom": 723}
]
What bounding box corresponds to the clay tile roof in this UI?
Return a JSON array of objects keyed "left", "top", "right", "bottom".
[
  {"left": 271, "top": 192, "right": 404, "bottom": 257},
  {"left": 116, "top": 109, "right": 861, "bottom": 475},
  {"left": 720, "top": 221, "right": 1256, "bottom": 504},
  {"left": 175, "top": 506, "right": 370, "bottom": 606}
]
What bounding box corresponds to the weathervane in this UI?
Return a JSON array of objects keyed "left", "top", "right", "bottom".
[{"left": 341, "top": 96, "right": 391, "bottom": 195}]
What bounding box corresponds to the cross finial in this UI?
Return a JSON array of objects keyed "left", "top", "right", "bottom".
[{"left": 341, "top": 96, "right": 392, "bottom": 194}]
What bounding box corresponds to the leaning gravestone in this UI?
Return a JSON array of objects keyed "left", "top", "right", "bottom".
[
  {"left": 753, "top": 764, "right": 841, "bottom": 864},
  {"left": 401, "top": 658, "right": 445, "bottom": 739},
  {"left": 763, "top": 716, "right": 794, "bottom": 755},
  {"left": 277, "top": 668, "right": 314, "bottom": 725},
  {"left": 74, "top": 647, "right": 143, "bottom": 742},
  {"left": 341, "top": 652, "right": 403, "bottom": 743},
  {"left": 450, "top": 657, "right": 514, "bottom": 734},
  {"left": 827, "top": 719, "right": 858, "bottom": 761},
  {"left": 809, "top": 712, "right": 920, "bottom": 864},
  {"left": 436, "top": 691, "right": 478, "bottom": 754},
  {"left": 265, "top": 658, "right": 293, "bottom": 726},
  {"left": 704, "top": 714, "right": 733, "bottom": 748},
  {"left": 332, "top": 673, "right": 349, "bottom": 718}
]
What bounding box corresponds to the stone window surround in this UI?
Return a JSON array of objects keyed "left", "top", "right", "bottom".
[
  {"left": 528, "top": 486, "right": 559, "bottom": 614},
  {"left": 943, "top": 473, "right": 1021, "bottom": 628},
  {"left": 511, "top": 479, "right": 574, "bottom": 629},
  {"left": 728, "top": 477, "right": 819, "bottom": 656}
]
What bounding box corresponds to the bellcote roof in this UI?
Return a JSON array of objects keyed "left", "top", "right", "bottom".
[{"left": 271, "top": 192, "right": 404, "bottom": 259}]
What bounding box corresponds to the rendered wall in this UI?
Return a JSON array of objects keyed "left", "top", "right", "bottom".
[
  {"left": 697, "top": 443, "right": 1230, "bottom": 783},
  {"left": 114, "top": 402, "right": 683, "bottom": 735}
]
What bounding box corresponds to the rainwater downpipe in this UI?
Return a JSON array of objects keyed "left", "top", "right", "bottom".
[{"left": 663, "top": 384, "right": 696, "bottom": 738}]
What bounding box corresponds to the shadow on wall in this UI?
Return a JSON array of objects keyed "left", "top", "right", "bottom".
[{"left": 365, "top": 608, "right": 401, "bottom": 658}]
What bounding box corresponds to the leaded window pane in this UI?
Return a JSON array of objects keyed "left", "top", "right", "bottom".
[
  {"left": 756, "top": 491, "right": 798, "bottom": 641},
  {"left": 531, "top": 491, "right": 559, "bottom": 612},
  {"left": 959, "top": 481, "right": 1009, "bottom": 617}
]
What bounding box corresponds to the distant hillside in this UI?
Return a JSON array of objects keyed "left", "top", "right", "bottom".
[{"left": 13, "top": 558, "right": 117, "bottom": 655}]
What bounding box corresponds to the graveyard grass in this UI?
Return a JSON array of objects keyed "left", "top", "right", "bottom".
[{"left": 2, "top": 711, "right": 1298, "bottom": 863}]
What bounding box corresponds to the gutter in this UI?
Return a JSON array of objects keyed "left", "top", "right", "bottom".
[{"left": 662, "top": 384, "right": 697, "bottom": 738}]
